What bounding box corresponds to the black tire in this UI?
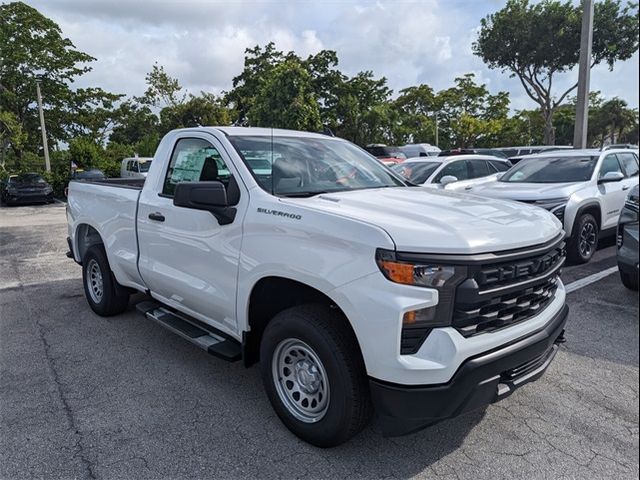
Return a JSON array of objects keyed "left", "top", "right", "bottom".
[
  {"left": 619, "top": 267, "right": 639, "bottom": 291},
  {"left": 567, "top": 213, "right": 599, "bottom": 264},
  {"left": 82, "top": 245, "right": 129, "bottom": 316},
  {"left": 260, "top": 304, "right": 372, "bottom": 447}
]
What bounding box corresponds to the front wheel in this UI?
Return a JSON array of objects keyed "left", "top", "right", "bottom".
[
  {"left": 82, "top": 245, "right": 130, "bottom": 316},
  {"left": 260, "top": 304, "right": 372, "bottom": 447},
  {"left": 619, "top": 267, "right": 639, "bottom": 291},
  {"left": 567, "top": 213, "right": 599, "bottom": 264}
]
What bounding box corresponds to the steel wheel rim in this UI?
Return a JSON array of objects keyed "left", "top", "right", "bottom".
[
  {"left": 272, "top": 338, "right": 330, "bottom": 423},
  {"left": 579, "top": 222, "right": 597, "bottom": 258},
  {"left": 87, "top": 259, "right": 104, "bottom": 304}
]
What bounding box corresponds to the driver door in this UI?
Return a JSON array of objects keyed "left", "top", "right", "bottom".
[
  {"left": 137, "top": 134, "right": 247, "bottom": 334},
  {"left": 598, "top": 154, "right": 628, "bottom": 230}
]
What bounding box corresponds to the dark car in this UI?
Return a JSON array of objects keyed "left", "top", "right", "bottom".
[
  {"left": 617, "top": 183, "right": 639, "bottom": 290},
  {"left": 437, "top": 148, "right": 508, "bottom": 159},
  {"left": 1, "top": 173, "right": 54, "bottom": 205}
]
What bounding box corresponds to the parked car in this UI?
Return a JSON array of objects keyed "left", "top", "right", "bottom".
[
  {"left": 391, "top": 155, "right": 512, "bottom": 191},
  {"left": 364, "top": 144, "right": 406, "bottom": 166},
  {"left": 65, "top": 169, "right": 107, "bottom": 197},
  {"left": 1, "top": 172, "right": 54, "bottom": 205},
  {"left": 472, "top": 149, "right": 639, "bottom": 264},
  {"left": 617, "top": 184, "right": 639, "bottom": 291},
  {"left": 72, "top": 168, "right": 107, "bottom": 180},
  {"left": 120, "top": 157, "right": 153, "bottom": 178},
  {"left": 602, "top": 144, "right": 638, "bottom": 151},
  {"left": 399, "top": 143, "right": 441, "bottom": 158},
  {"left": 67, "top": 126, "right": 568, "bottom": 447},
  {"left": 496, "top": 145, "right": 572, "bottom": 160},
  {"left": 437, "top": 148, "right": 508, "bottom": 159}
]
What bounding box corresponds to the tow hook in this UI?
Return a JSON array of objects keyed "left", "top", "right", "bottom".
[{"left": 554, "top": 329, "right": 567, "bottom": 344}]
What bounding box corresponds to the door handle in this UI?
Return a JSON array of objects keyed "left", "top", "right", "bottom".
[
  {"left": 622, "top": 185, "right": 630, "bottom": 191},
  {"left": 148, "top": 212, "right": 165, "bottom": 222}
]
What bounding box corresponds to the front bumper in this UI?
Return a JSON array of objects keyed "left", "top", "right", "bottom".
[
  {"left": 369, "top": 303, "right": 569, "bottom": 437},
  {"left": 5, "top": 191, "right": 53, "bottom": 204}
]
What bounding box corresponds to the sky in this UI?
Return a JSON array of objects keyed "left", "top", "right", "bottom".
[{"left": 26, "top": 0, "right": 640, "bottom": 111}]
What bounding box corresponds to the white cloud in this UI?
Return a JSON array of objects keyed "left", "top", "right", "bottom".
[{"left": 26, "top": 0, "right": 639, "bottom": 110}]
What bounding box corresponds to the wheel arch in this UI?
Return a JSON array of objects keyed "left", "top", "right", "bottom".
[
  {"left": 242, "top": 276, "right": 364, "bottom": 368},
  {"left": 568, "top": 201, "right": 602, "bottom": 237},
  {"left": 74, "top": 223, "right": 105, "bottom": 263}
]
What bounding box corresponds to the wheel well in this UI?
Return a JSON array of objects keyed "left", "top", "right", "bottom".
[
  {"left": 576, "top": 204, "right": 602, "bottom": 231},
  {"left": 243, "top": 277, "right": 360, "bottom": 367},
  {"left": 75, "top": 224, "right": 104, "bottom": 262}
]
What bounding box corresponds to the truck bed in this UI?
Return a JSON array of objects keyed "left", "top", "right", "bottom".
[{"left": 71, "top": 177, "right": 145, "bottom": 189}]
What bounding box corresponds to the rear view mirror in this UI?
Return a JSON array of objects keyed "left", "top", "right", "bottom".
[
  {"left": 598, "top": 171, "right": 625, "bottom": 184},
  {"left": 173, "top": 181, "right": 236, "bottom": 225},
  {"left": 440, "top": 175, "right": 458, "bottom": 186}
]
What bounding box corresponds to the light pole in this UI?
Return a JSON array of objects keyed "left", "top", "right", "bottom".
[
  {"left": 35, "top": 77, "right": 51, "bottom": 172},
  {"left": 573, "top": 0, "right": 594, "bottom": 149},
  {"left": 434, "top": 112, "right": 439, "bottom": 147}
]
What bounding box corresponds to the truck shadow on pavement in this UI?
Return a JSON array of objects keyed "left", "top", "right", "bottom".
[{"left": 2, "top": 277, "right": 485, "bottom": 479}]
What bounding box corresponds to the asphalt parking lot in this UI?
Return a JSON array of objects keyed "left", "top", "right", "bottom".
[{"left": 1, "top": 203, "right": 638, "bottom": 480}]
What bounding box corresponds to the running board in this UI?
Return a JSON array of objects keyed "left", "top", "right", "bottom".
[{"left": 136, "top": 301, "right": 241, "bottom": 361}]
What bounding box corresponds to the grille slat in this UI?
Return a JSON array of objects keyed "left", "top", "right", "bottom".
[{"left": 453, "top": 239, "right": 565, "bottom": 337}]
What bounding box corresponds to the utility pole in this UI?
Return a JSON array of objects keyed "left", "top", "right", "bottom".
[
  {"left": 573, "top": 0, "right": 594, "bottom": 149},
  {"left": 35, "top": 77, "right": 51, "bottom": 172},
  {"left": 434, "top": 112, "right": 439, "bottom": 147}
]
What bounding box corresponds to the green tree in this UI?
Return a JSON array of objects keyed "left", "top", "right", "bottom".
[
  {"left": 474, "top": 0, "right": 639, "bottom": 145},
  {"left": 434, "top": 74, "right": 510, "bottom": 148},
  {"left": 109, "top": 101, "right": 160, "bottom": 146},
  {"left": 248, "top": 60, "right": 322, "bottom": 131},
  {"left": 0, "top": 1, "right": 120, "bottom": 165},
  {"left": 159, "top": 92, "right": 232, "bottom": 133},
  {"left": 332, "top": 71, "right": 393, "bottom": 145},
  {"left": 0, "top": 110, "right": 26, "bottom": 170},
  {"left": 226, "top": 43, "right": 286, "bottom": 125},
  {"left": 138, "top": 63, "right": 185, "bottom": 108},
  {"left": 393, "top": 85, "right": 438, "bottom": 144}
]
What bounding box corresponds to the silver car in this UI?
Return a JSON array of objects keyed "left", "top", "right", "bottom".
[{"left": 472, "top": 149, "right": 639, "bottom": 264}]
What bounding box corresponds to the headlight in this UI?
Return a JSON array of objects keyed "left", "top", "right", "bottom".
[
  {"left": 44, "top": 186, "right": 53, "bottom": 193},
  {"left": 533, "top": 197, "right": 569, "bottom": 211},
  {"left": 376, "top": 249, "right": 468, "bottom": 354},
  {"left": 550, "top": 205, "right": 566, "bottom": 224}
]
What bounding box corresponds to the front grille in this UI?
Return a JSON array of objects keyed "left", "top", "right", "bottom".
[{"left": 453, "top": 238, "right": 565, "bottom": 337}]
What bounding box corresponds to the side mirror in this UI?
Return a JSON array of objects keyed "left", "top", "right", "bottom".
[
  {"left": 440, "top": 175, "right": 458, "bottom": 186},
  {"left": 495, "top": 172, "right": 505, "bottom": 180},
  {"left": 598, "top": 171, "right": 625, "bottom": 184},
  {"left": 173, "top": 181, "right": 236, "bottom": 225}
]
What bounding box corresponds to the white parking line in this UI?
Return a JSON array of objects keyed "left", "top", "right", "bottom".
[{"left": 564, "top": 266, "right": 619, "bottom": 293}]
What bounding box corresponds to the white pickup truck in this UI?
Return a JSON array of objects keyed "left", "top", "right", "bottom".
[{"left": 67, "top": 127, "right": 569, "bottom": 447}]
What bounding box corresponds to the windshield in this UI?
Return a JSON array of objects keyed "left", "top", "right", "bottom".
[
  {"left": 229, "top": 136, "right": 406, "bottom": 197},
  {"left": 138, "top": 160, "right": 152, "bottom": 172},
  {"left": 501, "top": 156, "right": 598, "bottom": 183},
  {"left": 391, "top": 162, "right": 440, "bottom": 183},
  {"left": 14, "top": 173, "right": 45, "bottom": 184}
]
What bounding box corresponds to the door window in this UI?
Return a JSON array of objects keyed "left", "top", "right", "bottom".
[
  {"left": 618, "top": 152, "right": 639, "bottom": 177},
  {"left": 163, "top": 138, "right": 231, "bottom": 196},
  {"left": 598, "top": 154, "right": 623, "bottom": 179},
  {"left": 434, "top": 161, "right": 470, "bottom": 183},
  {"left": 468, "top": 159, "right": 491, "bottom": 178},
  {"left": 488, "top": 160, "right": 511, "bottom": 172}
]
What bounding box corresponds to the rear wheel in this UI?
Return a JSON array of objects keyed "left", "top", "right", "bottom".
[
  {"left": 568, "top": 213, "right": 599, "bottom": 264},
  {"left": 82, "top": 245, "right": 129, "bottom": 316},
  {"left": 260, "top": 304, "right": 372, "bottom": 447}
]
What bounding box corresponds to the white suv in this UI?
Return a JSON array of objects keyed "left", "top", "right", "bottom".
[
  {"left": 472, "top": 149, "right": 640, "bottom": 263},
  {"left": 391, "top": 154, "right": 512, "bottom": 192}
]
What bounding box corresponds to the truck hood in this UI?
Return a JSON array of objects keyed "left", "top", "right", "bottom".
[
  {"left": 472, "top": 181, "right": 583, "bottom": 201},
  {"left": 283, "top": 187, "right": 562, "bottom": 254}
]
